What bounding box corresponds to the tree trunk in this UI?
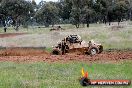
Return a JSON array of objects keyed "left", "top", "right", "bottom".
[
  {"left": 103, "top": 16, "right": 107, "bottom": 24},
  {"left": 86, "top": 14, "right": 90, "bottom": 28},
  {"left": 4, "top": 27, "right": 7, "bottom": 32},
  {"left": 86, "top": 22, "right": 89, "bottom": 27},
  {"left": 117, "top": 16, "right": 121, "bottom": 26},
  {"left": 2, "top": 20, "right": 7, "bottom": 32},
  {"left": 109, "top": 22, "right": 111, "bottom": 25},
  {"left": 76, "top": 23, "right": 79, "bottom": 28}
]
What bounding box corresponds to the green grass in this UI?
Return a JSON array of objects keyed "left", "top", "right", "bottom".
[
  {"left": 45, "top": 47, "right": 52, "bottom": 52},
  {"left": 0, "top": 61, "right": 131, "bottom": 88}
]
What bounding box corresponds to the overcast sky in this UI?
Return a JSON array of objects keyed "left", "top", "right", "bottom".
[{"left": 27, "top": 0, "right": 58, "bottom": 4}]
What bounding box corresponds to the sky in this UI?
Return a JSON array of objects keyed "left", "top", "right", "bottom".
[{"left": 27, "top": 0, "right": 58, "bottom": 4}]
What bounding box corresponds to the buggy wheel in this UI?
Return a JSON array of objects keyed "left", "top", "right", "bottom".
[
  {"left": 52, "top": 49, "right": 61, "bottom": 55},
  {"left": 89, "top": 48, "right": 98, "bottom": 55}
]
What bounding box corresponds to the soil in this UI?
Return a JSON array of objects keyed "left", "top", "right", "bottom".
[
  {"left": 0, "top": 33, "right": 27, "bottom": 38},
  {"left": 0, "top": 48, "right": 131, "bottom": 63}
]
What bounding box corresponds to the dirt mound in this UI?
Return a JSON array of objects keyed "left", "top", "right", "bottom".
[
  {"left": 0, "top": 48, "right": 49, "bottom": 56},
  {"left": 0, "top": 33, "right": 27, "bottom": 38},
  {"left": 0, "top": 49, "right": 131, "bottom": 63}
]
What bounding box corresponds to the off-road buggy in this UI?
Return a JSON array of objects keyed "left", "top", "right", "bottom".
[{"left": 52, "top": 35, "right": 103, "bottom": 55}]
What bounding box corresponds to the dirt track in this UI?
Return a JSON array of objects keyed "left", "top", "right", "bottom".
[
  {"left": 0, "top": 33, "right": 27, "bottom": 38},
  {"left": 0, "top": 48, "right": 131, "bottom": 63}
]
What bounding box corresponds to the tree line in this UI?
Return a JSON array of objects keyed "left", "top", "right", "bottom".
[{"left": 0, "top": 0, "right": 132, "bottom": 30}]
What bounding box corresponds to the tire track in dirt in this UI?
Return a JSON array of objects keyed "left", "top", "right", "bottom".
[
  {"left": 0, "top": 48, "right": 131, "bottom": 63},
  {"left": 0, "top": 33, "right": 27, "bottom": 38}
]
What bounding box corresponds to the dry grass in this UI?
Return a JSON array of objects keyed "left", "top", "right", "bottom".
[{"left": 0, "top": 22, "right": 131, "bottom": 50}]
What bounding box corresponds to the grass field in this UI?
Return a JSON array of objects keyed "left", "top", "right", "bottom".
[
  {"left": 0, "top": 22, "right": 132, "bottom": 50},
  {"left": 0, "top": 61, "right": 131, "bottom": 88},
  {"left": 0, "top": 22, "right": 131, "bottom": 88}
]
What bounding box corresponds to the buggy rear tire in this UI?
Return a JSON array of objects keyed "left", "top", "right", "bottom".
[{"left": 52, "top": 49, "right": 61, "bottom": 55}]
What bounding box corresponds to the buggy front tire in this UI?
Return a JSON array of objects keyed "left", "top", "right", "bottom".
[{"left": 89, "top": 47, "right": 98, "bottom": 55}]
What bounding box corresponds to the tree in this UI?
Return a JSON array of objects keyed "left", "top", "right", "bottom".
[
  {"left": 81, "top": 6, "right": 94, "bottom": 27},
  {"left": 0, "top": 0, "right": 33, "bottom": 30},
  {"left": 70, "top": 7, "right": 81, "bottom": 28},
  {"left": 70, "top": 0, "right": 83, "bottom": 28},
  {"left": 107, "top": 0, "right": 129, "bottom": 25},
  {"left": 38, "top": 0, "right": 46, "bottom": 8},
  {"left": 114, "top": 0, "right": 129, "bottom": 25},
  {"left": 59, "top": 0, "right": 72, "bottom": 20},
  {"left": 35, "top": 2, "right": 59, "bottom": 27},
  {"left": 1, "top": 0, "right": 131, "bottom": 29}
]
